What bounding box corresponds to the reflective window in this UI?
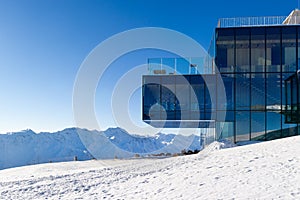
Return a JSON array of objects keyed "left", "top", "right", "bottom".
[
  {"left": 298, "top": 27, "right": 300, "bottom": 70},
  {"left": 217, "top": 75, "right": 234, "bottom": 110},
  {"left": 266, "top": 112, "right": 281, "bottom": 140},
  {"left": 266, "top": 73, "right": 281, "bottom": 108},
  {"left": 204, "top": 76, "right": 216, "bottom": 112},
  {"left": 216, "top": 121, "right": 234, "bottom": 142},
  {"left": 236, "top": 73, "right": 250, "bottom": 110},
  {"left": 282, "top": 116, "right": 298, "bottom": 137},
  {"left": 251, "top": 73, "right": 265, "bottom": 110},
  {"left": 251, "top": 112, "right": 266, "bottom": 141},
  {"left": 190, "top": 75, "right": 204, "bottom": 120},
  {"left": 161, "top": 76, "right": 176, "bottom": 120},
  {"left": 175, "top": 76, "right": 190, "bottom": 120},
  {"left": 216, "top": 28, "right": 235, "bottom": 73},
  {"left": 143, "top": 76, "right": 161, "bottom": 120},
  {"left": 236, "top": 28, "right": 250, "bottom": 72},
  {"left": 236, "top": 111, "right": 250, "bottom": 142},
  {"left": 266, "top": 28, "right": 281, "bottom": 72},
  {"left": 251, "top": 27, "right": 265, "bottom": 72},
  {"left": 282, "top": 27, "right": 296, "bottom": 72}
]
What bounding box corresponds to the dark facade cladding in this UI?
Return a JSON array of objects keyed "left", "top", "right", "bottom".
[{"left": 143, "top": 25, "right": 300, "bottom": 143}]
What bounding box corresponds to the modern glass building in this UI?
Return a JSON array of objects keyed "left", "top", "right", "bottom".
[{"left": 143, "top": 10, "right": 300, "bottom": 143}]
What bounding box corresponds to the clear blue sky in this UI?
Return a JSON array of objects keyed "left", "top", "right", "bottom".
[{"left": 0, "top": 0, "right": 297, "bottom": 133}]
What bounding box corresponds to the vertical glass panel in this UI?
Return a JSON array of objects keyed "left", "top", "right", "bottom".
[
  {"left": 143, "top": 76, "right": 161, "bottom": 120},
  {"left": 216, "top": 28, "right": 235, "bottom": 73},
  {"left": 190, "top": 57, "right": 204, "bottom": 74},
  {"left": 292, "top": 76, "right": 298, "bottom": 111},
  {"left": 266, "top": 112, "right": 281, "bottom": 140},
  {"left": 251, "top": 112, "right": 265, "bottom": 141},
  {"left": 176, "top": 58, "right": 189, "bottom": 74},
  {"left": 190, "top": 75, "right": 204, "bottom": 120},
  {"left": 282, "top": 117, "right": 297, "bottom": 137},
  {"left": 282, "top": 27, "right": 296, "bottom": 72},
  {"left": 298, "top": 73, "right": 300, "bottom": 121},
  {"left": 282, "top": 73, "right": 296, "bottom": 121},
  {"left": 266, "top": 27, "right": 281, "bottom": 72},
  {"left": 298, "top": 27, "right": 300, "bottom": 70},
  {"left": 251, "top": 27, "right": 265, "bottom": 72},
  {"left": 162, "top": 58, "right": 176, "bottom": 75},
  {"left": 175, "top": 76, "right": 190, "bottom": 120},
  {"left": 161, "top": 76, "right": 175, "bottom": 120},
  {"left": 251, "top": 73, "right": 265, "bottom": 110},
  {"left": 236, "top": 111, "right": 250, "bottom": 142},
  {"left": 148, "top": 58, "right": 162, "bottom": 75},
  {"left": 283, "top": 73, "right": 297, "bottom": 124},
  {"left": 217, "top": 75, "right": 234, "bottom": 110},
  {"left": 236, "top": 73, "right": 250, "bottom": 110},
  {"left": 204, "top": 75, "right": 216, "bottom": 112},
  {"left": 266, "top": 73, "right": 281, "bottom": 109},
  {"left": 236, "top": 28, "right": 250, "bottom": 72},
  {"left": 216, "top": 110, "right": 234, "bottom": 122},
  {"left": 285, "top": 78, "right": 292, "bottom": 112},
  {"left": 216, "top": 121, "right": 234, "bottom": 142}
]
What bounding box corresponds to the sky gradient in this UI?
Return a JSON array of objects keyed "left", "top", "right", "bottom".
[{"left": 0, "top": 0, "right": 298, "bottom": 133}]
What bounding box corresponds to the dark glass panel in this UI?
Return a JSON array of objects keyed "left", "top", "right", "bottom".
[
  {"left": 236, "top": 111, "right": 250, "bottom": 142},
  {"left": 282, "top": 27, "right": 296, "bottom": 72},
  {"left": 216, "top": 28, "right": 235, "bottom": 73},
  {"left": 204, "top": 112, "right": 216, "bottom": 120},
  {"left": 190, "top": 75, "right": 205, "bottom": 113},
  {"left": 236, "top": 73, "right": 250, "bottom": 110},
  {"left": 236, "top": 28, "right": 250, "bottom": 72},
  {"left": 282, "top": 117, "right": 298, "bottom": 137},
  {"left": 204, "top": 76, "right": 216, "bottom": 112},
  {"left": 143, "top": 83, "right": 161, "bottom": 120},
  {"left": 251, "top": 27, "right": 265, "bottom": 72},
  {"left": 251, "top": 73, "right": 265, "bottom": 111},
  {"left": 217, "top": 75, "right": 234, "bottom": 110},
  {"left": 266, "top": 27, "right": 281, "bottom": 72},
  {"left": 266, "top": 73, "right": 281, "bottom": 109},
  {"left": 266, "top": 112, "right": 281, "bottom": 140},
  {"left": 143, "top": 76, "right": 161, "bottom": 120},
  {"left": 298, "top": 27, "right": 300, "bottom": 70},
  {"left": 161, "top": 76, "right": 176, "bottom": 120},
  {"left": 216, "top": 110, "right": 234, "bottom": 122},
  {"left": 251, "top": 112, "right": 265, "bottom": 141},
  {"left": 284, "top": 76, "right": 292, "bottom": 124},
  {"left": 175, "top": 76, "right": 190, "bottom": 120}
]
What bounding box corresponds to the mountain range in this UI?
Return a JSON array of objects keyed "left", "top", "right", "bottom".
[{"left": 0, "top": 127, "right": 201, "bottom": 170}]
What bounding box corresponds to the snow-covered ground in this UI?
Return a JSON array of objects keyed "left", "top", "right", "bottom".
[{"left": 1, "top": 136, "right": 300, "bottom": 199}]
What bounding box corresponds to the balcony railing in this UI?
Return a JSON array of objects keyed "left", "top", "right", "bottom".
[
  {"left": 217, "top": 16, "right": 300, "bottom": 28},
  {"left": 147, "top": 57, "right": 215, "bottom": 75}
]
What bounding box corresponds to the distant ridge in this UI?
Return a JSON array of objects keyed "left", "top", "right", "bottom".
[{"left": 0, "top": 127, "right": 201, "bottom": 170}]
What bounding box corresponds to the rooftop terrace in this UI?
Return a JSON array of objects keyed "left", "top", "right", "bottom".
[{"left": 218, "top": 9, "right": 300, "bottom": 28}]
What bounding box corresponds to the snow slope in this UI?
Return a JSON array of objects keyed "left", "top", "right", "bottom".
[
  {"left": 0, "top": 128, "right": 201, "bottom": 170},
  {"left": 0, "top": 136, "right": 299, "bottom": 199}
]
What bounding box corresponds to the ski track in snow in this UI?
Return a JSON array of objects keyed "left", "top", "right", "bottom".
[{"left": 1, "top": 136, "right": 300, "bottom": 199}]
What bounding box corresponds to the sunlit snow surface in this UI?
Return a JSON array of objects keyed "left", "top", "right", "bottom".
[{"left": 1, "top": 136, "right": 300, "bottom": 199}]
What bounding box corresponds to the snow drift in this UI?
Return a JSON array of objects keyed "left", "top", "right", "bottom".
[{"left": 0, "top": 135, "right": 299, "bottom": 199}]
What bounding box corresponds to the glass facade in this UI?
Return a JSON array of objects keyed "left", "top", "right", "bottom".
[{"left": 143, "top": 25, "right": 300, "bottom": 143}]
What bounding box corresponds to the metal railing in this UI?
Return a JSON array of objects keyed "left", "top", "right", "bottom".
[
  {"left": 147, "top": 57, "right": 215, "bottom": 75},
  {"left": 217, "top": 16, "right": 300, "bottom": 28}
]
